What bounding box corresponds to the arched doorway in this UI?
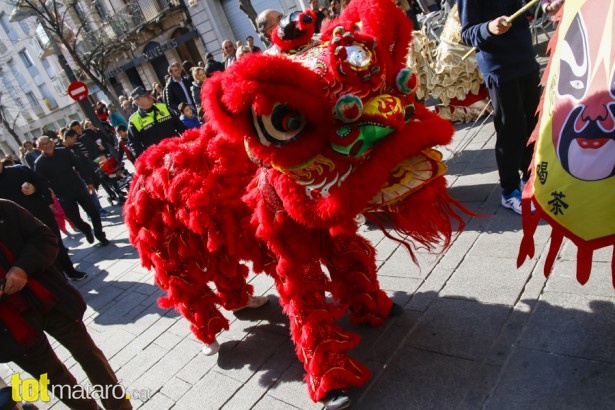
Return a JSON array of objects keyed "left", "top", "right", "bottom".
[
  {"left": 125, "top": 67, "right": 145, "bottom": 90},
  {"left": 171, "top": 28, "right": 203, "bottom": 66},
  {"left": 144, "top": 42, "right": 170, "bottom": 84}
]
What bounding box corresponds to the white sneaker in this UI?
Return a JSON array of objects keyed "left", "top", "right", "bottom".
[
  {"left": 232, "top": 295, "right": 268, "bottom": 312},
  {"left": 501, "top": 189, "right": 522, "bottom": 215},
  {"left": 202, "top": 339, "right": 220, "bottom": 356}
]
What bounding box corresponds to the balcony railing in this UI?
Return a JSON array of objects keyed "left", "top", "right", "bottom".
[{"left": 78, "top": 0, "right": 179, "bottom": 54}]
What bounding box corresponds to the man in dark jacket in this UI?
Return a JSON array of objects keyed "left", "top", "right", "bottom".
[
  {"left": 33, "top": 136, "right": 110, "bottom": 246},
  {"left": 457, "top": 0, "right": 541, "bottom": 215},
  {"left": 0, "top": 199, "right": 131, "bottom": 409},
  {"left": 163, "top": 62, "right": 196, "bottom": 114},
  {"left": 0, "top": 162, "right": 87, "bottom": 280}
]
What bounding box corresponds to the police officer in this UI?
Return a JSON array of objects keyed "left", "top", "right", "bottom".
[{"left": 127, "top": 86, "right": 186, "bottom": 158}]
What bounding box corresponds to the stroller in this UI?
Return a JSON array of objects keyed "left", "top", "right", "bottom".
[{"left": 95, "top": 156, "right": 132, "bottom": 206}]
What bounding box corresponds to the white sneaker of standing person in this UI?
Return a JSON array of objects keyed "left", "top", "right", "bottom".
[{"left": 501, "top": 189, "right": 522, "bottom": 215}]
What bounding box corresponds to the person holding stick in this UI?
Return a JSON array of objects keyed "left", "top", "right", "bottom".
[{"left": 457, "top": 0, "right": 542, "bottom": 214}]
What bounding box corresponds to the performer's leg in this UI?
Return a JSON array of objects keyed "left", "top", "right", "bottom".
[
  {"left": 44, "top": 309, "right": 132, "bottom": 410},
  {"left": 323, "top": 234, "right": 393, "bottom": 326},
  {"left": 211, "top": 258, "right": 252, "bottom": 310},
  {"left": 274, "top": 256, "right": 370, "bottom": 402}
]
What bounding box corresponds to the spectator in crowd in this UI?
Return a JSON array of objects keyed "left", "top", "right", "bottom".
[
  {"left": 58, "top": 129, "right": 109, "bottom": 218},
  {"left": 458, "top": 0, "right": 542, "bottom": 214},
  {"left": 328, "top": 0, "right": 341, "bottom": 19},
  {"left": 178, "top": 102, "right": 202, "bottom": 130},
  {"left": 0, "top": 199, "right": 131, "bottom": 410},
  {"left": 190, "top": 66, "right": 206, "bottom": 119},
  {"left": 256, "top": 9, "right": 283, "bottom": 43},
  {"left": 0, "top": 161, "right": 87, "bottom": 280},
  {"left": 115, "top": 124, "right": 136, "bottom": 165},
  {"left": 94, "top": 101, "right": 110, "bottom": 123},
  {"left": 222, "top": 40, "right": 237, "bottom": 68},
  {"left": 246, "top": 35, "right": 262, "bottom": 53},
  {"left": 236, "top": 45, "right": 252, "bottom": 60},
  {"left": 18, "top": 145, "right": 26, "bottom": 165},
  {"left": 107, "top": 103, "right": 128, "bottom": 129},
  {"left": 182, "top": 60, "right": 195, "bottom": 82},
  {"left": 204, "top": 53, "right": 225, "bottom": 78},
  {"left": 41, "top": 126, "right": 58, "bottom": 140},
  {"left": 69, "top": 120, "right": 111, "bottom": 160},
  {"left": 128, "top": 86, "right": 186, "bottom": 158},
  {"left": 33, "top": 136, "right": 110, "bottom": 246},
  {"left": 121, "top": 99, "right": 136, "bottom": 116},
  {"left": 151, "top": 82, "right": 163, "bottom": 102},
  {"left": 51, "top": 192, "right": 75, "bottom": 236},
  {"left": 163, "top": 62, "right": 196, "bottom": 114},
  {"left": 310, "top": 0, "right": 327, "bottom": 33},
  {"left": 21, "top": 140, "right": 41, "bottom": 170}
]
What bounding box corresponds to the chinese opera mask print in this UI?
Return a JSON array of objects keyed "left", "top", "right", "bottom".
[
  {"left": 519, "top": 0, "right": 615, "bottom": 286},
  {"left": 554, "top": 4, "right": 615, "bottom": 181}
]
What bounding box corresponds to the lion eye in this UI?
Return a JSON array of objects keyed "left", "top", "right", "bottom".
[{"left": 252, "top": 103, "right": 306, "bottom": 146}]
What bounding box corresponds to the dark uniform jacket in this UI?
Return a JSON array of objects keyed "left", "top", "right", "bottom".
[{"left": 127, "top": 103, "right": 186, "bottom": 158}]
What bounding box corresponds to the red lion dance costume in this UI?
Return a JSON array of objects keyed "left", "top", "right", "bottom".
[{"left": 125, "top": 0, "right": 466, "bottom": 405}]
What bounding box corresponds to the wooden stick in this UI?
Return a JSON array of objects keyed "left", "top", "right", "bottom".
[{"left": 461, "top": 0, "right": 541, "bottom": 61}]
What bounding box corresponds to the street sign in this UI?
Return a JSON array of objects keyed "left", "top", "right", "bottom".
[{"left": 67, "top": 81, "right": 89, "bottom": 101}]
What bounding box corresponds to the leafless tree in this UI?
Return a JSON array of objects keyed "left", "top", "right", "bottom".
[
  {"left": 0, "top": 90, "right": 25, "bottom": 148},
  {"left": 9, "top": 0, "right": 130, "bottom": 109}
]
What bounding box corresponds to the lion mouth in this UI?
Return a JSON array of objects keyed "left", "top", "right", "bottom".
[{"left": 365, "top": 149, "right": 447, "bottom": 210}]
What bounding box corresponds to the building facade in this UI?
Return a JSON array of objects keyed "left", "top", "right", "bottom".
[{"left": 0, "top": 0, "right": 311, "bottom": 156}]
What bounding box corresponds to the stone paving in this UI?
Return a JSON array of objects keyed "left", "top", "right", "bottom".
[{"left": 2, "top": 37, "right": 614, "bottom": 410}]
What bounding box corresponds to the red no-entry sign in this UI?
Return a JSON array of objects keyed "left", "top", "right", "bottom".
[{"left": 67, "top": 81, "right": 89, "bottom": 101}]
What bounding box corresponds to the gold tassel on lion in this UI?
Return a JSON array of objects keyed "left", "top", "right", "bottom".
[{"left": 518, "top": 0, "right": 615, "bottom": 286}]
